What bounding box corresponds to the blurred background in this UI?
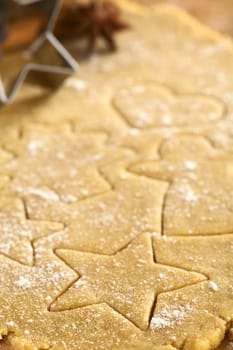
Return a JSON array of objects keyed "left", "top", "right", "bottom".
[
  {"left": 1, "top": 0, "right": 233, "bottom": 96},
  {"left": 133, "top": 0, "right": 233, "bottom": 37},
  {"left": 1, "top": 0, "right": 233, "bottom": 56}
]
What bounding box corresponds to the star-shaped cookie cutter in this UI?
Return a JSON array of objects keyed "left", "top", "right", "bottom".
[{"left": 0, "top": 0, "right": 79, "bottom": 105}]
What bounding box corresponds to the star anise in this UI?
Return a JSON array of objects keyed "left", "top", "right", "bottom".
[{"left": 56, "top": 0, "right": 129, "bottom": 53}]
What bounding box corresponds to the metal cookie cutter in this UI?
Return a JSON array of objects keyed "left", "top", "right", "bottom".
[{"left": 0, "top": 0, "right": 79, "bottom": 105}]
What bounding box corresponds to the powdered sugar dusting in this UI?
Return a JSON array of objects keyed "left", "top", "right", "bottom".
[
  {"left": 177, "top": 183, "right": 198, "bottom": 202},
  {"left": 24, "top": 187, "right": 60, "bottom": 202},
  {"left": 150, "top": 315, "right": 171, "bottom": 329},
  {"left": 150, "top": 306, "right": 191, "bottom": 330},
  {"left": 208, "top": 281, "right": 219, "bottom": 292},
  {"left": 182, "top": 160, "right": 197, "bottom": 170},
  {"left": 15, "top": 276, "right": 32, "bottom": 289},
  {"left": 65, "top": 78, "right": 88, "bottom": 92}
]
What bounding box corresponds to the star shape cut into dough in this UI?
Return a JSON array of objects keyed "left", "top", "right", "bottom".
[
  {"left": 2, "top": 128, "right": 133, "bottom": 203},
  {"left": 24, "top": 160, "right": 168, "bottom": 254},
  {"left": 0, "top": 0, "right": 78, "bottom": 105},
  {"left": 145, "top": 233, "right": 233, "bottom": 349},
  {"left": 0, "top": 240, "right": 174, "bottom": 350},
  {"left": 0, "top": 195, "right": 64, "bottom": 265},
  {"left": 153, "top": 234, "right": 233, "bottom": 325},
  {"left": 131, "top": 134, "right": 233, "bottom": 235},
  {"left": 51, "top": 234, "right": 206, "bottom": 330}
]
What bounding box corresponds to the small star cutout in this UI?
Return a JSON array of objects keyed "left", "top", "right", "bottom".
[
  {"left": 0, "top": 195, "right": 64, "bottom": 265},
  {"left": 2, "top": 129, "right": 132, "bottom": 203},
  {"left": 24, "top": 160, "right": 167, "bottom": 254},
  {"left": 131, "top": 134, "right": 233, "bottom": 235},
  {"left": 0, "top": 0, "right": 78, "bottom": 105},
  {"left": 153, "top": 233, "right": 233, "bottom": 323},
  {"left": 0, "top": 241, "right": 167, "bottom": 350},
  {"left": 51, "top": 234, "right": 206, "bottom": 330}
]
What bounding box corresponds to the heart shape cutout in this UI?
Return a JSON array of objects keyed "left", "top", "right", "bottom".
[{"left": 113, "top": 82, "right": 225, "bottom": 128}]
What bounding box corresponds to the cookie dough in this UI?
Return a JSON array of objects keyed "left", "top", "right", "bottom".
[
  {"left": 0, "top": 1, "right": 233, "bottom": 349},
  {"left": 131, "top": 134, "right": 233, "bottom": 234}
]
